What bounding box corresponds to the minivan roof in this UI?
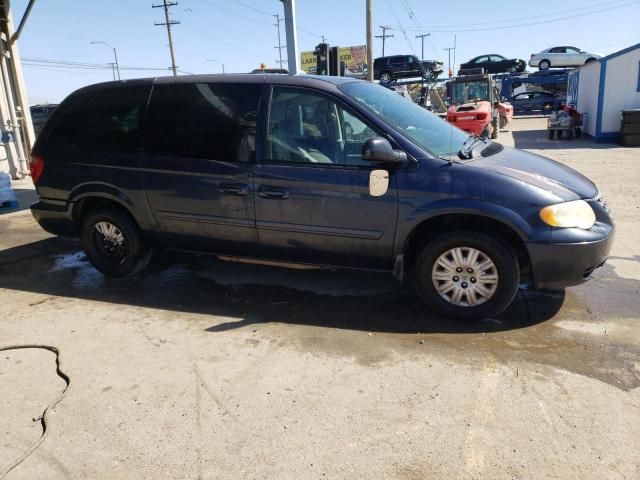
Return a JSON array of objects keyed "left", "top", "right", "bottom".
[{"left": 72, "top": 73, "right": 360, "bottom": 96}]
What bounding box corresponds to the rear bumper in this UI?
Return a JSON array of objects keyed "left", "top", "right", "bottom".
[
  {"left": 31, "top": 199, "right": 76, "bottom": 237},
  {"left": 526, "top": 230, "right": 615, "bottom": 290}
]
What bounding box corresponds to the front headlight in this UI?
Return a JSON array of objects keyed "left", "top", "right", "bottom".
[{"left": 539, "top": 200, "right": 596, "bottom": 229}]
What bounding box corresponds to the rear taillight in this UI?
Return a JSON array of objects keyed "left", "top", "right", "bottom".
[
  {"left": 476, "top": 113, "right": 488, "bottom": 121},
  {"left": 30, "top": 154, "right": 44, "bottom": 184}
]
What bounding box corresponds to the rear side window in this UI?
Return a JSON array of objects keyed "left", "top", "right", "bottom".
[
  {"left": 144, "top": 83, "right": 261, "bottom": 161},
  {"left": 47, "top": 85, "right": 150, "bottom": 152}
]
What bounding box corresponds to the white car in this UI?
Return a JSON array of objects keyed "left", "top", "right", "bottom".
[{"left": 529, "top": 46, "right": 601, "bottom": 70}]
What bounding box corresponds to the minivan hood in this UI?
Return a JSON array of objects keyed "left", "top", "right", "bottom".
[{"left": 468, "top": 145, "right": 598, "bottom": 201}]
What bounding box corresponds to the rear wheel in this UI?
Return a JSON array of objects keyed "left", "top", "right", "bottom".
[
  {"left": 81, "top": 207, "right": 151, "bottom": 277},
  {"left": 585, "top": 57, "right": 596, "bottom": 64},
  {"left": 538, "top": 59, "right": 550, "bottom": 70},
  {"left": 415, "top": 231, "right": 519, "bottom": 320}
]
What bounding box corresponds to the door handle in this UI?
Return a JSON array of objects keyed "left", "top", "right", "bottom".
[
  {"left": 258, "top": 185, "right": 290, "bottom": 200},
  {"left": 219, "top": 183, "right": 249, "bottom": 196}
]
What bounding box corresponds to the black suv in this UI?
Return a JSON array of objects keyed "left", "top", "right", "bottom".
[{"left": 373, "top": 55, "right": 443, "bottom": 83}]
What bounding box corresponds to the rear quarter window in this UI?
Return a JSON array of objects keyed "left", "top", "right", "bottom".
[
  {"left": 144, "top": 82, "right": 261, "bottom": 162},
  {"left": 46, "top": 85, "right": 151, "bottom": 152}
]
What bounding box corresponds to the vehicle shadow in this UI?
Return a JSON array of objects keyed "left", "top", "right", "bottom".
[
  {"left": 512, "top": 128, "right": 618, "bottom": 150},
  {"left": 0, "top": 237, "right": 565, "bottom": 335}
]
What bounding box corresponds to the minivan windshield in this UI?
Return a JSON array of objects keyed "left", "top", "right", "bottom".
[{"left": 339, "top": 81, "right": 468, "bottom": 159}]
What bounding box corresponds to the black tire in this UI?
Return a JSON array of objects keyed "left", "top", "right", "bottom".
[
  {"left": 575, "top": 127, "right": 581, "bottom": 138},
  {"left": 542, "top": 102, "right": 553, "bottom": 112},
  {"left": 556, "top": 129, "right": 563, "bottom": 139},
  {"left": 585, "top": 57, "right": 596, "bottom": 64},
  {"left": 548, "top": 129, "right": 555, "bottom": 140},
  {"left": 81, "top": 207, "right": 151, "bottom": 277},
  {"left": 538, "top": 59, "right": 550, "bottom": 70},
  {"left": 415, "top": 231, "right": 519, "bottom": 320},
  {"left": 566, "top": 129, "right": 573, "bottom": 140},
  {"left": 379, "top": 71, "right": 392, "bottom": 83}
]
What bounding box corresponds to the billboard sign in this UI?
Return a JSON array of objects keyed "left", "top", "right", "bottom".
[{"left": 301, "top": 45, "right": 367, "bottom": 75}]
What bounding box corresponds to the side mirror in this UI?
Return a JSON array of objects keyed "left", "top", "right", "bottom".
[{"left": 362, "top": 137, "right": 407, "bottom": 166}]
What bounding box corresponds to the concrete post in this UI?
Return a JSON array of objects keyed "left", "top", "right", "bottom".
[{"left": 281, "top": 0, "right": 299, "bottom": 74}]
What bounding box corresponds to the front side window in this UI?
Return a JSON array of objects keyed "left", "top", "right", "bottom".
[
  {"left": 451, "top": 81, "right": 490, "bottom": 103},
  {"left": 389, "top": 56, "right": 403, "bottom": 65},
  {"left": 48, "top": 85, "right": 151, "bottom": 152},
  {"left": 266, "top": 87, "right": 378, "bottom": 166},
  {"left": 145, "top": 83, "right": 261, "bottom": 161},
  {"left": 339, "top": 81, "right": 469, "bottom": 159}
]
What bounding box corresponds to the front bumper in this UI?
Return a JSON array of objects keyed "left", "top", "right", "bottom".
[
  {"left": 526, "top": 229, "right": 615, "bottom": 290},
  {"left": 31, "top": 199, "right": 76, "bottom": 237}
]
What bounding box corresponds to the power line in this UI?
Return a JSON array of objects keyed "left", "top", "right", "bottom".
[
  {"left": 198, "top": 0, "right": 271, "bottom": 25},
  {"left": 410, "top": 0, "right": 634, "bottom": 28},
  {"left": 221, "top": 0, "right": 272, "bottom": 16},
  {"left": 398, "top": 0, "right": 639, "bottom": 32}
]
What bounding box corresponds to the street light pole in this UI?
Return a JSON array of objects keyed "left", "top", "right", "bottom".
[
  {"left": 91, "top": 41, "right": 120, "bottom": 80},
  {"left": 207, "top": 59, "right": 225, "bottom": 73}
]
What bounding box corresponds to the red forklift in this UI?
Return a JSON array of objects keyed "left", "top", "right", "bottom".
[{"left": 446, "top": 70, "right": 513, "bottom": 139}]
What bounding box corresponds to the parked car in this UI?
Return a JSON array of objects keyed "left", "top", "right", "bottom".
[
  {"left": 529, "top": 47, "right": 600, "bottom": 70},
  {"left": 459, "top": 54, "right": 526, "bottom": 74},
  {"left": 374, "top": 55, "right": 443, "bottom": 83},
  {"left": 510, "top": 91, "right": 562, "bottom": 112},
  {"left": 30, "top": 74, "right": 614, "bottom": 320}
]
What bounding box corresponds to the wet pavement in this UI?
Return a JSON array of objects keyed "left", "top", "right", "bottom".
[{"left": 1, "top": 117, "right": 639, "bottom": 479}]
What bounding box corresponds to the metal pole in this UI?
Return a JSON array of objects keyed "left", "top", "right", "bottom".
[
  {"left": 113, "top": 47, "right": 121, "bottom": 80},
  {"left": 0, "top": 48, "right": 28, "bottom": 176},
  {"left": 9, "top": 0, "right": 37, "bottom": 45},
  {"left": 281, "top": 0, "right": 299, "bottom": 74},
  {"left": 366, "top": 0, "right": 373, "bottom": 81},
  {"left": 444, "top": 47, "right": 454, "bottom": 77}
]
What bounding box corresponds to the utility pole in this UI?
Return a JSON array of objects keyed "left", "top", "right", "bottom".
[
  {"left": 366, "top": 0, "right": 373, "bottom": 81},
  {"left": 153, "top": 0, "right": 179, "bottom": 76},
  {"left": 273, "top": 13, "right": 286, "bottom": 68},
  {"left": 375, "top": 25, "right": 394, "bottom": 57},
  {"left": 280, "top": 0, "right": 299, "bottom": 74},
  {"left": 444, "top": 46, "right": 455, "bottom": 77},
  {"left": 415, "top": 33, "right": 430, "bottom": 60},
  {"left": 452, "top": 34, "right": 457, "bottom": 75}
]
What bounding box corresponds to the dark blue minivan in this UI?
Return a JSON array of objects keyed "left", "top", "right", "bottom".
[{"left": 30, "top": 74, "right": 614, "bottom": 319}]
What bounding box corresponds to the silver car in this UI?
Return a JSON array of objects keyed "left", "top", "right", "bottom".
[{"left": 529, "top": 46, "right": 600, "bottom": 70}]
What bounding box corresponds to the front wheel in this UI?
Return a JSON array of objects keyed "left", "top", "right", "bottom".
[
  {"left": 415, "top": 231, "right": 520, "bottom": 320},
  {"left": 81, "top": 207, "right": 152, "bottom": 277},
  {"left": 538, "top": 59, "right": 550, "bottom": 70}
]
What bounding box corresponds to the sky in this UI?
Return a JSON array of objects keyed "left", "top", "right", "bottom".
[{"left": 12, "top": 0, "right": 640, "bottom": 104}]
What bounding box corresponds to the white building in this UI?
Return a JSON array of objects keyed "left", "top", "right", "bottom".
[{"left": 567, "top": 43, "right": 640, "bottom": 142}]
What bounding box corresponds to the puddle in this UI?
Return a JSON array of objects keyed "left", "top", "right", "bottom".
[{"left": 50, "top": 251, "right": 104, "bottom": 289}]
